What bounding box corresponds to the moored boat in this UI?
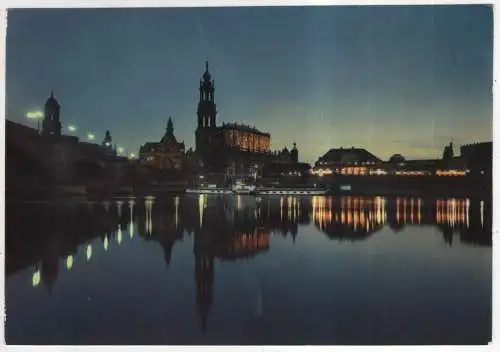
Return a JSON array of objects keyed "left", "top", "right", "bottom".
[
  {"left": 185, "top": 187, "right": 233, "bottom": 195},
  {"left": 255, "top": 188, "right": 327, "bottom": 196},
  {"left": 232, "top": 180, "right": 256, "bottom": 195}
]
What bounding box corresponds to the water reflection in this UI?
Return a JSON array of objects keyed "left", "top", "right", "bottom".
[{"left": 5, "top": 195, "right": 492, "bottom": 339}]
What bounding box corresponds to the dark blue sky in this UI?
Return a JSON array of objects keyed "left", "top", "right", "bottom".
[{"left": 6, "top": 6, "right": 493, "bottom": 163}]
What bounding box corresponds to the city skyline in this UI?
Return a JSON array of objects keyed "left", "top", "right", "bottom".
[{"left": 6, "top": 6, "right": 493, "bottom": 163}]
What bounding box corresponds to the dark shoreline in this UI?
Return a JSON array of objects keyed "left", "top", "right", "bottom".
[{"left": 6, "top": 174, "right": 492, "bottom": 201}]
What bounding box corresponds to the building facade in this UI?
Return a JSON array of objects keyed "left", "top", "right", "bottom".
[
  {"left": 460, "top": 142, "right": 492, "bottom": 176},
  {"left": 139, "top": 117, "right": 185, "bottom": 170},
  {"left": 312, "top": 147, "right": 383, "bottom": 176}
]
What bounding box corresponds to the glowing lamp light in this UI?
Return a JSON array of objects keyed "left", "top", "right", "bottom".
[
  {"left": 87, "top": 132, "right": 95, "bottom": 141},
  {"left": 104, "top": 236, "right": 109, "bottom": 251},
  {"left": 66, "top": 255, "right": 74, "bottom": 270},
  {"left": 105, "top": 142, "right": 111, "bottom": 147},
  {"left": 129, "top": 221, "right": 135, "bottom": 238},
  {"left": 68, "top": 125, "right": 77, "bottom": 133},
  {"left": 128, "top": 153, "right": 136, "bottom": 159},
  {"left": 117, "top": 146, "right": 124, "bottom": 154},
  {"left": 26, "top": 111, "right": 44, "bottom": 119},
  {"left": 32, "top": 270, "right": 41, "bottom": 287},
  {"left": 86, "top": 244, "right": 92, "bottom": 261},
  {"left": 117, "top": 226, "right": 123, "bottom": 245}
]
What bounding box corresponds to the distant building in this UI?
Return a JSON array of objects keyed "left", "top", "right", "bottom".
[
  {"left": 139, "top": 117, "right": 186, "bottom": 170},
  {"left": 42, "top": 91, "right": 62, "bottom": 137},
  {"left": 388, "top": 159, "right": 437, "bottom": 176},
  {"left": 312, "top": 147, "right": 382, "bottom": 176},
  {"left": 388, "top": 154, "right": 405, "bottom": 164},
  {"left": 442, "top": 142, "right": 454, "bottom": 160},
  {"left": 460, "top": 142, "right": 492, "bottom": 176}
]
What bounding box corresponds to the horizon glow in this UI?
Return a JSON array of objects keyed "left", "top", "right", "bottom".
[{"left": 6, "top": 6, "right": 493, "bottom": 163}]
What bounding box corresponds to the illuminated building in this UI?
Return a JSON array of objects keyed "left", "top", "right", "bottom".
[
  {"left": 194, "top": 61, "right": 299, "bottom": 177},
  {"left": 139, "top": 117, "right": 186, "bottom": 170},
  {"left": 221, "top": 122, "right": 271, "bottom": 153},
  {"left": 217, "top": 228, "right": 270, "bottom": 260},
  {"left": 312, "top": 147, "right": 382, "bottom": 176},
  {"left": 42, "top": 91, "right": 62, "bottom": 137}
]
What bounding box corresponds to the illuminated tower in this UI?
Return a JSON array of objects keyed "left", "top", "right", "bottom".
[
  {"left": 195, "top": 61, "right": 218, "bottom": 167},
  {"left": 42, "top": 91, "right": 62, "bottom": 136}
]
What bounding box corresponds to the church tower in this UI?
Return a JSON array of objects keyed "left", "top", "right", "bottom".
[
  {"left": 166, "top": 117, "right": 174, "bottom": 137},
  {"left": 102, "top": 130, "right": 113, "bottom": 147},
  {"left": 42, "top": 91, "right": 62, "bottom": 136},
  {"left": 195, "top": 61, "right": 217, "bottom": 154},
  {"left": 291, "top": 142, "right": 299, "bottom": 163}
]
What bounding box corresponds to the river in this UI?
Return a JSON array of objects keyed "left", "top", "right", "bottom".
[{"left": 5, "top": 195, "right": 492, "bottom": 345}]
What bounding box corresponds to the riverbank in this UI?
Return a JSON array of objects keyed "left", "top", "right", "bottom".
[
  {"left": 6, "top": 174, "right": 491, "bottom": 201},
  {"left": 319, "top": 175, "right": 491, "bottom": 198}
]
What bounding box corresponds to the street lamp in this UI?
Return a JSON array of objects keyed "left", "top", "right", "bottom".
[
  {"left": 117, "top": 146, "right": 124, "bottom": 155},
  {"left": 128, "top": 152, "right": 136, "bottom": 160},
  {"left": 26, "top": 111, "right": 44, "bottom": 134},
  {"left": 87, "top": 132, "right": 95, "bottom": 141},
  {"left": 68, "top": 125, "right": 77, "bottom": 134}
]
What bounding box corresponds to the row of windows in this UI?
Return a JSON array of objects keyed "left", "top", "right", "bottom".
[
  {"left": 317, "top": 161, "right": 377, "bottom": 166},
  {"left": 224, "top": 130, "right": 270, "bottom": 152}
]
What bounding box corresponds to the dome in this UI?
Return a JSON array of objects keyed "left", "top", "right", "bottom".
[{"left": 389, "top": 154, "right": 405, "bottom": 163}]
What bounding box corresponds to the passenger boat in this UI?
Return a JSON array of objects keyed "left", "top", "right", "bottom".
[
  {"left": 186, "top": 182, "right": 327, "bottom": 196},
  {"left": 186, "top": 181, "right": 255, "bottom": 195},
  {"left": 232, "top": 180, "right": 256, "bottom": 195},
  {"left": 185, "top": 186, "right": 232, "bottom": 195},
  {"left": 255, "top": 187, "right": 328, "bottom": 196}
]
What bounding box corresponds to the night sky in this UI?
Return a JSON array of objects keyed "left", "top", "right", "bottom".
[{"left": 6, "top": 5, "right": 493, "bottom": 163}]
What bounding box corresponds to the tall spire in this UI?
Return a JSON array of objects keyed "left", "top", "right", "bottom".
[
  {"left": 167, "top": 117, "right": 174, "bottom": 136},
  {"left": 50, "top": 90, "right": 54, "bottom": 98},
  {"left": 203, "top": 59, "right": 212, "bottom": 83}
]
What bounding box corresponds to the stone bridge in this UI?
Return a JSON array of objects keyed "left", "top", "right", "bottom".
[{"left": 6, "top": 120, "right": 131, "bottom": 188}]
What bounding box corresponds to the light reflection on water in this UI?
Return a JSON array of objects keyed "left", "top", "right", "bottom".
[{"left": 5, "top": 195, "right": 492, "bottom": 345}]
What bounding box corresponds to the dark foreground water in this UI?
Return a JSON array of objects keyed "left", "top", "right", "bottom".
[{"left": 5, "top": 195, "right": 492, "bottom": 345}]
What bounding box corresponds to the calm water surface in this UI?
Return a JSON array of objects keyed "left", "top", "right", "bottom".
[{"left": 5, "top": 195, "right": 492, "bottom": 345}]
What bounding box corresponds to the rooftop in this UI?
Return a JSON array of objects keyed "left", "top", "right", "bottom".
[
  {"left": 221, "top": 122, "right": 270, "bottom": 136},
  {"left": 318, "top": 147, "right": 382, "bottom": 163}
]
